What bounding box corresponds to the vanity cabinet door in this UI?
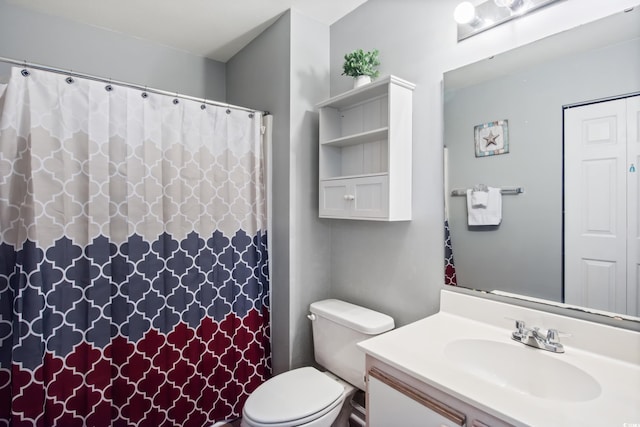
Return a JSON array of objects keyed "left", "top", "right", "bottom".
[
  {"left": 368, "top": 368, "right": 465, "bottom": 427},
  {"left": 367, "top": 365, "right": 514, "bottom": 427}
]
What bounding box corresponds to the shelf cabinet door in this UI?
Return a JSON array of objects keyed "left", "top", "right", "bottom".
[
  {"left": 351, "top": 175, "right": 388, "bottom": 219},
  {"left": 319, "top": 175, "right": 388, "bottom": 219},
  {"left": 319, "top": 180, "right": 350, "bottom": 217}
]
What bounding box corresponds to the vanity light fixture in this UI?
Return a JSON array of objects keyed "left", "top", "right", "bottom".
[{"left": 454, "top": 0, "right": 563, "bottom": 41}]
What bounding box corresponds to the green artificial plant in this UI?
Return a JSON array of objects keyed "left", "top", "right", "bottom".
[{"left": 341, "top": 49, "right": 381, "bottom": 78}]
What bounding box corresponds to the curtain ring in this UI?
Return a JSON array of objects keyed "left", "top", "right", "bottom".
[
  {"left": 201, "top": 96, "right": 206, "bottom": 110},
  {"left": 248, "top": 113, "right": 254, "bottom": 118},
  {"left": 141, "top": 86, "right": 148, "bottom": 99},
  {"left": 21, "top": 60, "right": 30, "bottom": 77},
  {"left": 226, "top": 109, "right": 231, "bottom": 114},
  {"left": 65, "top": 69, "right": 75, "bottom": 84}
]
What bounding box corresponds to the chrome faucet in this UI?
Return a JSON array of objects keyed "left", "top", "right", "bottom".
[{"left": 511, "top": 320, "right": 564, "bottom": 353}]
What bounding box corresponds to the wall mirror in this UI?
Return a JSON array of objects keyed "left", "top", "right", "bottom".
[{"left": 444, "top": 6, "right": 640, "bottom": 322}]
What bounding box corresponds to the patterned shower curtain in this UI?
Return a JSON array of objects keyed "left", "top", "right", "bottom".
[
  {"left": 0, "top": 67, "right": 270, "bottom": 426},
  {"left": 444, "top": 219, "right": 457, "bottom": 286}
]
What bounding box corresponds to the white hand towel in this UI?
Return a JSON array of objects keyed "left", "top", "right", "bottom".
[
  {"left": 467, "top": 187, "right": 502, "bottom": 226},
  {"left": 470, "top": 189, "right": 489, "bottom": 208}
]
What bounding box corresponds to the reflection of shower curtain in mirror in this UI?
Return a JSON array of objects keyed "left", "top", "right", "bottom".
[
  {"left": 0, "top": 67, "right": 270, "bottom": 426},
  {"left": 444, "top": 148, "right": 457, "bottom": 286},
  {"left": 445, "top": 219, "right": 457, "bottom": 286}
]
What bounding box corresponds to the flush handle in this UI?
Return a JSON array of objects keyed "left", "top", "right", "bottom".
[{"left": 307, "top": 313, "right": 316, "bottom": 321}]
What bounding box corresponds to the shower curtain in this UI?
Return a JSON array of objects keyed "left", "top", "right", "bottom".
[
  {"left": 443, "top": 147, "right": 457, "bottom": 286},
  {"left": 444, "top": 219, "right": 457, "bottom": 286},
  {"left": 0, "top": 67, "right": 270, "bottom": 426}
]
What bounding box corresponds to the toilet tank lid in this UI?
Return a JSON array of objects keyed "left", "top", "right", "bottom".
[{"left": 310, "top": 299, "right": 394, "bottom": 335}]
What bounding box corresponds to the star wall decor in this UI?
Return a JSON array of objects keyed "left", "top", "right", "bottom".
[
  {"left": 483, "top": 130, "right": 500, "bottom": 146},
  {"left": 474, "top": 119, "right": 510, "bottom": 157}
]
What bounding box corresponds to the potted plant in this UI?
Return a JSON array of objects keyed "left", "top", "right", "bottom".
[{"left": 342, "top": 49, "right": 381, "bottom": 88}]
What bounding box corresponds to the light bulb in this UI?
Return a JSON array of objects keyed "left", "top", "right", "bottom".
[
  {"left": 454, "top": 2, "right": 477, "bottom": 24},
  {"left": 508, "top": 0, "right": 525, "bottom": 11}
]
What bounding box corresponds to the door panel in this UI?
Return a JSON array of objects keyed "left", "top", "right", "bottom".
[
  {"left": 582, "top": 259, "right": 618, "bottom": 311},
  {"left": 582, "top": 158, "right": 617, "bottom": 234}
]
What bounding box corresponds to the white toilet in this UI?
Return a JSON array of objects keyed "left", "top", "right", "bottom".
[{"left": 241, "top": 299, "right": 394, "bottom": 427}]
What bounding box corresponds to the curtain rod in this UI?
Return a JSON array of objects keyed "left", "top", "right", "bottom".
[{"left": 0, "top": 56, "right": 269, "bottom": 116}]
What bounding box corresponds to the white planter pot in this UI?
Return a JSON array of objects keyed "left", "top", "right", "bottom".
[{"left": 354, "top": 75, "right": 372, "bottom": 88}]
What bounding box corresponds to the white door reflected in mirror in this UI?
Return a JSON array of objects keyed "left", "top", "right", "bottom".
[{"left": 564, "top": 95, "right": 640, "bottom": 317}]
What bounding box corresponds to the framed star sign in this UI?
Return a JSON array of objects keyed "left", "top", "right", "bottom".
[{"left": 474, "top": 119, "right": 509, "bottom": 157}]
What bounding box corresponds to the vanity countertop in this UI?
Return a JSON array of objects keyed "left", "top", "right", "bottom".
[{"left": 358, "top": 290, "right": 640, "bottom": 427}]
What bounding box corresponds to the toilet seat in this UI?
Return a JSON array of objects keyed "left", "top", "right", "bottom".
[{"left": 242, "top": 367, "right": 345, "bottom": 427}]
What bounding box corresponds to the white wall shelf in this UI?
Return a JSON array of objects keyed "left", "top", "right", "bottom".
[
  {"left": 320, "top": 172, "right": 388, "bottom": 181},
  {"left": 322, "top": 127, "right": 389, "bottom": 148},
  {"left": 317, "top": 75, "right": 414, "bottom": 221},
  {"left": 316, "top": 75, "right": 415, "bottom": 109}
]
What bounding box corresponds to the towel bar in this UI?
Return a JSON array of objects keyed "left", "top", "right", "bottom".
[{"left": 450, "top": 186, "right": 524, "bottom": 196}]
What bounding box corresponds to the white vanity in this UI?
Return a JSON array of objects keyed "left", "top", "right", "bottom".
[{"left": 358, "top": 289, "right": 640, "bottom": 426}]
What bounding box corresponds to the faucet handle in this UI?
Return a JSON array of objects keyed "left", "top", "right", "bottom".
[
  {"left": 511, "top": 320, "right": 529, "bottom": 341},
  {"left": 514, "top": 319, "right": 526, "bottom": 332},
  {"left": 505, "top": 317, "right": 527, "bottom": 331},
  {"left": 546, "top": 329, "right": 560, "bottom": 344},
  {"left": 546, "top": 329, "right": 571, "bottom": 343}
]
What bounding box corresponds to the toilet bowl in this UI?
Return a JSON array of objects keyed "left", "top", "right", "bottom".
[
  {"left": 241, "top": 368, "right": 353, "bottom": 427},
  {"left": 240, "top": 300, "right": 394, "bottom": 427}
]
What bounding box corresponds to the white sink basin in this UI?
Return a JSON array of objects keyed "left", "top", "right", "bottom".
[{"left": 444, "top": 339, "right": 601, "bottom": 402}]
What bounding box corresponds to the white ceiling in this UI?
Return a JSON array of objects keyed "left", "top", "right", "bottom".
[{"left": 7, "top": 0, "right": 368, "bottom": 62}]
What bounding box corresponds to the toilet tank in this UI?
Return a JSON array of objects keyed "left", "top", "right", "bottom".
[{"left": 309, "top": 299, "right": 394, "bottom": 391}]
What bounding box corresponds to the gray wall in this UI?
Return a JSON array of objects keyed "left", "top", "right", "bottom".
[
  {"left": 287, "top": 10, "right": 332, "bottom": 370},
  {"left": 446, "top": 38, "right": 640, "bottom": 301},
  {"left": 227, "top": 9, "right": 331, "bottom": 374},
  {"left": 226, "top": 12, "right": 292, "bottom": 375},
  {"left": 327, "top": 0, "right": 638, "bottom": 329},
  {"left": 0, "top": 0, "right": 226, "bottom": 101}
]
